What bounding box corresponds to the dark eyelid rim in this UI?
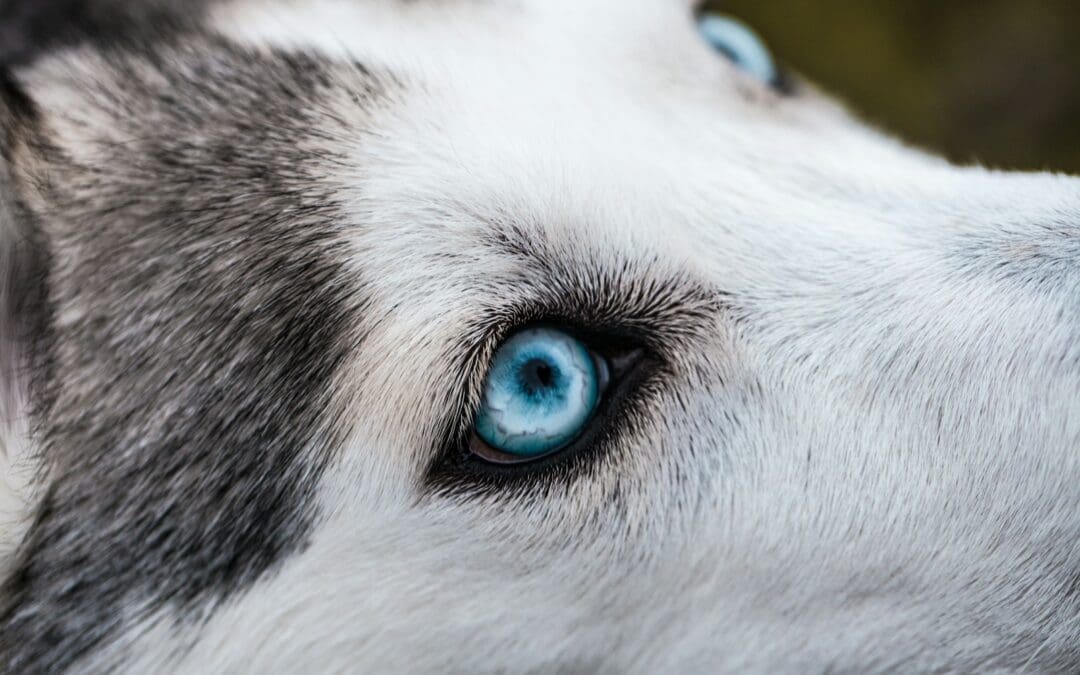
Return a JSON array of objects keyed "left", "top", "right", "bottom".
[{"left": 421, "top": 312, "right": 663, "bottom": 495}]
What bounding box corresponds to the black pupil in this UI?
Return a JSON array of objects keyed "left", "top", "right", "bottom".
[{"left": 521, "top": 358, "right": 556, "bottom": 391}]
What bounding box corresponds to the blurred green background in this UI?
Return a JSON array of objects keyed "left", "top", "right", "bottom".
[{"left": 709, "top": 1, "right": 1080, "bottom": 174}]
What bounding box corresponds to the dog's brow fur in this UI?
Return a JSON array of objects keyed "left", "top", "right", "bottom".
[{"left": 0, "top": 40, "right": 389, "bottom": 671}]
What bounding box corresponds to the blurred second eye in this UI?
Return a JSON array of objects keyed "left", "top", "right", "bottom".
[{"left": 696, "top": 13, "right": 779, "bottom": 87}]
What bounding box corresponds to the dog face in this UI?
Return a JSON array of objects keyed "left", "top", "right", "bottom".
[{"left": 1, "top": 1, "right": 1078, "bottom": 671}]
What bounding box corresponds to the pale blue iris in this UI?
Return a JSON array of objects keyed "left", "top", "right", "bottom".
[
  {"left": 474, "top": 328, "right": 602, "bottom": 458},
  {"left": 697, "top": 14, "right": 778, "bottom": 86}
]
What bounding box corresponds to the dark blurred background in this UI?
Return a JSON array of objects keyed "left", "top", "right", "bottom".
[{"left": 709, "top": 1, "right": 1080, "bottom": 174}]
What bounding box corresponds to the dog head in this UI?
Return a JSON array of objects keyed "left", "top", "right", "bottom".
[{"left": 1, "top": 1, "right": 1078, "bottom": 671}]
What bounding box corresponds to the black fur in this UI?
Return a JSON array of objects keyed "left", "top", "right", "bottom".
[
  {"left": 0, "top": 0, "right": 216, "bottom": 67},
  {"left": 0, "top": 69, "right": 42, "bottom": 426},
  {"left": 0, "top": 36, "right": 386, "bottom": 671}
]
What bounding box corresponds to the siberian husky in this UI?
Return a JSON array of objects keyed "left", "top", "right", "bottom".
[{"left": 1, "top": 0, "right": 1078, "bottom": 672}]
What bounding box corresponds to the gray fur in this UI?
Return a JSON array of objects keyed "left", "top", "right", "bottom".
[{"left": 0, "top": 39, "right": 387, "bottom": 671}]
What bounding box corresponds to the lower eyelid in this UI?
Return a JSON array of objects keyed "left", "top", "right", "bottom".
[{"left": 468, "top": 432, "right": 560, "bottom": 465}]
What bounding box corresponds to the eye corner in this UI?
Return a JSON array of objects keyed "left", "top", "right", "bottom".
[{"left": 768, "top": 66, "right": 800, "bottom": 97}]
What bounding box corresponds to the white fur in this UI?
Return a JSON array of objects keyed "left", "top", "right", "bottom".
[{"left": 5, "top": 0, "right": 1080, "bottom": 671}]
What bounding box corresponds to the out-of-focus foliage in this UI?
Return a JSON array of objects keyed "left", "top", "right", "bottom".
[{"left": 708, "top": 1, "right": 1080, "bottom": 174}]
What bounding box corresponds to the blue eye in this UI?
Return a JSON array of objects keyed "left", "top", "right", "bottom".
[
  {"left": 696, "top": 13, "right": 779, "bottom": 86},
  {"left": 472, "top": 328, "right": 609, "bottom": 462}
]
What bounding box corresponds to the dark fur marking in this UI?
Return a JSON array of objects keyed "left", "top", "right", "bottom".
[
  {"left": 0, "top": 70, "right": 44, "bottom": 425},
  {"left": 0, "top": 0, "right": 218, "bottom": 67},
  {"left": 0, "top": 39, "right": 384, "bottom": 672}
]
